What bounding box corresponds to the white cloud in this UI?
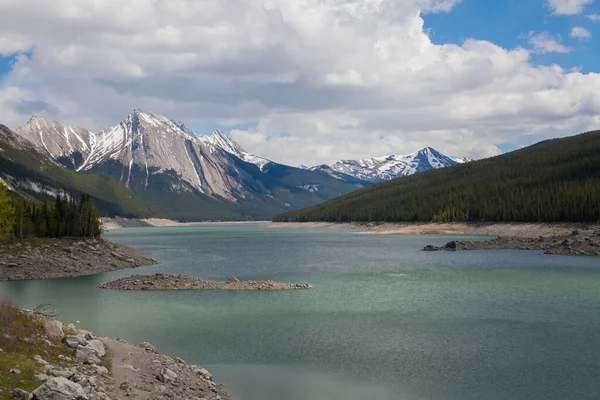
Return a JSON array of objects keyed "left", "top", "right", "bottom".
[
  {"left": 528, "top": 32, "right": 571, "bottom": 54},
  {"left": 587, "top": 13, "right": 600, "bottom": 21},
  {"left": 0, "top": 0, "right": 599, "bottom": 166},
  {"left": 547, "top": 0, "right": 593, "bottom": 15},
  {"left": 570, "top": 26, "right": 592, "bottom": 39}
]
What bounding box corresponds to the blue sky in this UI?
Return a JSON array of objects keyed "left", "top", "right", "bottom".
[{"left": 426, "top": 0, "right": 600, "bottom": 73}]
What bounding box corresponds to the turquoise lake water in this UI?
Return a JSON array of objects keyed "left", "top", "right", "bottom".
[{"left": 1, "top": 225, "right": 599, "bottom": 400}]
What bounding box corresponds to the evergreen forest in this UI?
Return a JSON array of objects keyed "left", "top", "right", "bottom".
[
  {"left": 0, "top": 183, "right": 101, "bottom": 239},
  {"left": 274, "top": 130, "right": 600, "bottom": 223}
]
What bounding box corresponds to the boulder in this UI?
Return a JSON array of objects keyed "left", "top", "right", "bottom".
[
  {"left": 140, "top": 342, "right": 158, "bottom": 353},
  {"left": 443, "top": 241, "right": 457, "bottom": 250},
  {"left": 33, "top": 373, "right": 49, "bottom": 382},
  {"left": 64, "top": 336, "right": 87, "bottom": 349},
  {"left": 43, "top": 319, "right": 64, "bottom": 339},
  {"left": 74, "top": 346, "right": 101, "bottom": 365},
  {"left": 85, "top": 340, "right": 106, "bottom": 358},
  {"left": 49, "top": 370, "right": 75, "bottom": 379},
  {"left": 32, "top": 377, "right": 88, "bottom": 400},
  {"left": 191, "top": 366, "right": 213, "bottom": 381},
  {"left": 10, "top": 388, "right": 30, "bottom": 400},
  {"left": 156, "top": 367, "right": 178, "bottom": 383},
  {"left": 33, "top": 355, "right": 51, "bottom": 366},
  {"left": 423, "top": 245, "right": 439, "bottom": 252}
]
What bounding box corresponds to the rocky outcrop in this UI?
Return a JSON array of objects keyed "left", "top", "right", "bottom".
[
  {"left": 8, "top": 315, "right": 228, "bottom": 400},
  {"left": 423, "top": 229, "right": 600, "bottom": 256},
  {"left": 0, "top": 238, "right": 157, "bottom": 281},
  {"left": 99, "top": 273, "right": 313, "bottom": 291}
]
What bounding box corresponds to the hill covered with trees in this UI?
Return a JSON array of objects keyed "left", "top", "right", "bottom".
[
  {"left": 0, "top": 183, "right": 101, "bottom": 239},
  {"left": 273, "top": 130, "right": 600, "bottom": 223}
]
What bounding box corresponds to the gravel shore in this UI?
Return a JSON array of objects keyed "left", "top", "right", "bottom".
[
  {"left": 100, "top": 273, "right": 313, "bottom": 291},
  {"left": 423, "top": 228, "right": 600, "bottom": 256},
  {"left": 0, "top": 238, "right": 158, "bottom": 281}
]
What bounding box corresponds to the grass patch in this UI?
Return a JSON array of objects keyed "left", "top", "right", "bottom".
[{"left": 0, "top": 300, "right": 76, "bottom": 399}]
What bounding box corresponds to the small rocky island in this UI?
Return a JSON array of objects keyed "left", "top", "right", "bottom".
[
  {"left": 423, "top": 229, "right": 600, "bottom": 256},
  {"left": 100, "top": 273, "right": 313, "bottom": 291}
]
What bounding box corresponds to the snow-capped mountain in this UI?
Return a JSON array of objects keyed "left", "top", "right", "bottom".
[
  {"left": 13, "top": 110, "right": 365, "bottom": 219},
  {"left": 314, "top": 147, "right": 468, "bottom": 183},
  {"left": 17, "top": 110, "right": 274, "bottom": 201}
]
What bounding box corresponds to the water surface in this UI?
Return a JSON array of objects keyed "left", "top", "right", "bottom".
[{"left": 1, "top": 225, "right": 599, "bottom": 400}]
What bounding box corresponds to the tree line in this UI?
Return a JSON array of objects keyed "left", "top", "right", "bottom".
[
  {"left": 274, "top": 130, "right": 600, "bottom": 223},
  {"left": 0, "top": 183, "right": 101, "bottom": 239}
]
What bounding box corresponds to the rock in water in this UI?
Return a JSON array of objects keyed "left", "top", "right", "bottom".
[
  {"left": 32, "top": 377, "right": 88, "bottom": 400},
  {"left": 444, "top": 241, "right": 457, "bottom": 249}
]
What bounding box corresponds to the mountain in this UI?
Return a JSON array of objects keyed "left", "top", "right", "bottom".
[
  {"left": 274, "top": 130, "right": 600, "bottom": 223},
  {"left": 313, "top": 147, "right": 465, "bottom": 183},
  {"left": 0, "top": 123, "right": 151, "bottom": 217},
  {"left": 14, "top": 110, "right": 368, "bottom": 220}
]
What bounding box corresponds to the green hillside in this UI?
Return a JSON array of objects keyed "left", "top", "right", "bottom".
[
  {"left": 0, "top": 124, "right": 151, "bottom": 217},
  {"left": 274, "top": 130, "right": 600, "bottom": 223}
]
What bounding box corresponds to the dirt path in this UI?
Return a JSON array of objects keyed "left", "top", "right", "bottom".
[{"left": 103, "top": 338, "right": 229, "bottom": 400}]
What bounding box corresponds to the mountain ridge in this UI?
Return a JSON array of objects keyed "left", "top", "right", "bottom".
[
  {"left": 313, "top": 147, "right": 470, "bottom": 183},
  {"left": 273, "top": 130, "right": 600, "bottom": 223}
]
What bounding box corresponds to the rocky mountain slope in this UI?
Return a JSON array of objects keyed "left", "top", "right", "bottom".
[
  {"left": 11, "top": 111, "right": 368, "bottom": 220},
  {"left": 0, "top": 124, "right": 150, "bottom": 217},
  {"left": 313, "top": 147, "right": 470, "bottom": 183}
]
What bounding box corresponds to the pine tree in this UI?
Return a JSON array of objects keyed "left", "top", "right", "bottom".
[{"left": 0, "top": 182, "right": 16, "bottom": 239}]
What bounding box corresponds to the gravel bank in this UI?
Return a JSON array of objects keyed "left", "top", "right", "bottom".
[
  {"left": 0, "top": 238, "right": 158, "bottom": 281},
  {"left": 423, "top": 228, "right": 600, "bottom": 256},
  {"left": 100, "top": 273, "right": 313, "bottom": 291}
]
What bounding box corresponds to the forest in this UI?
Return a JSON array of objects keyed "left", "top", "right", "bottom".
[
  {"left": 0, "top": 183, "right": 101, "bottom": 239},
  {"left": 274, "top": 130, "right": 600, "bottom": 223}
]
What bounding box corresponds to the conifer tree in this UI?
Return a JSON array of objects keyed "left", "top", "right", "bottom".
[{"left": 0, "top": 182, "right": 16, "bottom": 239}]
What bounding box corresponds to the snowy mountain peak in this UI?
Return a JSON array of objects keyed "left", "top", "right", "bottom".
[{"left": 316, "top": 147, "right": 469, "bottom": 183}]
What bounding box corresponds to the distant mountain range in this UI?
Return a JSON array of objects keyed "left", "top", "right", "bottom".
[
  {"left": 312, "top": 148, "right": 471, "bottom": 183},
  {"left": 274, "top": 130, "right": 600, "bottom": 223},
  {"left": 2, "top": 109, "right": 471, "bottom": 220}
]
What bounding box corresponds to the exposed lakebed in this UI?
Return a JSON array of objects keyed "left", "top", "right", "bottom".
[{"left": 1, "top": 225, "right": 599, "bottom": 400}]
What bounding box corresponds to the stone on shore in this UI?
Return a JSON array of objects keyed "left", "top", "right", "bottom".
[
  {"left": 32, "top": 377, "right": 88, "bottom": 400},
  {"left": 74, "top": 345, "right": 101, "bottom": 365}
]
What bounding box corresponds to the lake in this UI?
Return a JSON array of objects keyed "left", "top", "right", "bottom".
[{"left": 1, "top": 225, "right": 599, "bottom": 400}]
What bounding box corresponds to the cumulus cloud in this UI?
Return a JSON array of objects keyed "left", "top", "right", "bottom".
[
  {"left": 587, "top": 13, "right": 600, "bottom": 21},
  {"left": 528, "top": 32, "right": 571, "bottom": 53},
  {"left": 0, "top": 0, "right": 599, "bottom": 166},
  {"left": 547, "top": 0, "right": 593, "bottom": 15},
  {"left": 570, "top": 26, "right": 592, "bottom": 39}
]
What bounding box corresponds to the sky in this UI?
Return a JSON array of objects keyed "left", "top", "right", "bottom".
[{"left": 0, "top": 0, "right": 599, "bottom": 166}]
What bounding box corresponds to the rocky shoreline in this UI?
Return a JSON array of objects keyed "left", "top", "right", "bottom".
[
  {"left": 0, "top": 238, "right": 158, "bottom": 281},
  {"left": 423, "top": 228, "right": 600, "bottom": 256},
  {"left": 1, "top": 305, "right": 229, "bottom": 400},
  {"left": 100, "top": 274, "right": 313, "bottom": 291}
]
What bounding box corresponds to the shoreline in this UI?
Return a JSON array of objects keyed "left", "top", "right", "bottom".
[
  {"left": 0, "top": 237, "right": 158, "bottom": 281},
  {"left": 103, "top": 218, "right": 600, "bottom": 239},
  {"left": 266, "top": 221, "right": 600, "bottom": 238},
  {"left": 0, "top": 303, "right": 229, "bottom": 400}
]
